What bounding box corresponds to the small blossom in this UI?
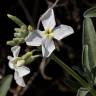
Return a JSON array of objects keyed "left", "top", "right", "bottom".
[
  {"left": 7, "top": 46, "right": 30, "bottom": 87},
  {"left": 25, "top": 8, "right": 74, "bottom": 57}
]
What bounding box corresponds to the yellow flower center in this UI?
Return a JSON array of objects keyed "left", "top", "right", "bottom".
[
  {"left": 43, "top": 29, "right": 53, "bottom": 39},
  {"left": 12, "top": 57, "right": 25, "bottom": 67}
]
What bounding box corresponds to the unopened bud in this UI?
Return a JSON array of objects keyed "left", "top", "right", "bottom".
[
  {"left": 7, "top": 41, "right": 15, "bottom": 46},
  {"left": 22, "top": 52, "right": 32, "bottom": 60},
  {"left": 25, "top": 55, "right": 41, "bottom": 65},
  {"left": 14, "top": 33, "right": 22, "bottom": 38},
  {"left": 13, "top": 38, "right": 24, "bottom": 43},
  {"left": 7, "top": 14, "right": 26, "bottom": 27},
  {"left": 28, "top": 25, "right": 32, "bottom": 32}
]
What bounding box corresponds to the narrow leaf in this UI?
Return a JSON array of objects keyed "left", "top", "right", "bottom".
[
  {"left": 0, "top": 75, "right": 13, "bottom": 96},
  {"left": 77, "top": 88, "right": 88, "bottom": 96},
  {"left": 84, "top": 6, "right": 96, "bottom": 17},
  {"left": 83, "top": 17, "right": 96, "bottom": 69},
  {"left": 82, "top": 45, "right": 91, "bottom": 72}
]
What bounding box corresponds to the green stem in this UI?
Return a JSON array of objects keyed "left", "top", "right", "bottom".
[{"left": 51, "top": 54, "right": 96, "bottom": 96}]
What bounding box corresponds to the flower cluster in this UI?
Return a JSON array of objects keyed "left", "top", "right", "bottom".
[
  {"left": 25, "top": 8, "right": 74, "bottom": 57},
  {"left": 7, "top": 8, "right": 74, "bottom": 87},
  {"left": 7, "top": 14, "right": 32, "bottom": 46},
  {"left": 7, "top": 46, "right": 30, "bottom": 87}
]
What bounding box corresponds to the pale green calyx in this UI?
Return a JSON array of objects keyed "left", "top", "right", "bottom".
[
  {"left": 21, "top": 51, "right": 33, "bottom": 60},
  {"left": 21, "top": 51, "right": 41, "bottom": 65}
]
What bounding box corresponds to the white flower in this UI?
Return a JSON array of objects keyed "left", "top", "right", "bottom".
[
  {"left": 25, "top": 8, "right": 74, "bottom": 57},
  {"left": 7, "top": 46, "right": 30, "bottom": 87}
]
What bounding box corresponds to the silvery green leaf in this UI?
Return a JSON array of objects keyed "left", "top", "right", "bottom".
[
  {"left": 82, "top": 45, "right": 94, "bottom": 85},
  {"left": 84, "top": 6, "right": 96, "bottom": 17},
  {"left": 83, "top": 17, "right": 96, "bottom": 69},
  {"left": 94, "top": 77, "right": 96, "bottom": 84},
  {"left": 77, "top": 88, "right": 89, "bottom": 96},
  {"left": 91, "top": 67, "right": 96, "bottom": 84},
  {"left": 0, "top": 75, "right": 13, "bottom": 96},
  {"left": 82, "top": 45, "right": 91, "bottom": 72}
]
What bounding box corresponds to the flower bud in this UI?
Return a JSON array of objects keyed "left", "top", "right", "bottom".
[
  {"left": 21, "top": 52, "right": 32, "bottom": 60},
  {"left": 13, "top": 38, "right": 24, "bottom": 43},
  {"left": 28, "top": 25, "right": 32, "bottom": 32},
  {"left": 7, "top": 14, "right": 26, "bottom": 27},
  {"left": 7, "top": 41, "right": 15, "bottom": 46}
]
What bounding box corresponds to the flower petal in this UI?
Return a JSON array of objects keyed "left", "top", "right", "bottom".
[
  {"left": 7, "top": 56, "right": 14, "bottom": 61},
  {"left": 14, "top": 72, "right": 25, "bottom": 87},
  {"left": 8, "top": 61, "right": 14, "bottom": 69},
  {"left": 41, "top": 8, "right": 56, "bottom": 30},
  {"left": 11, "top": 46, "right": 21, "bottom": 57},
  {"left": 42, "top": 39, "right": 55, "bottom": 57},
  {"left": 7, "top": 56, "right": 15, "bottom": 69},
  {"left": 15, "top": 66, "right": 30, "bottom": 77},
  {"left": 53, "top": 25, "right": 74, "bottom": 40},
  {"left": 25, "top": 30, "right": 42, "bottom": 46}
]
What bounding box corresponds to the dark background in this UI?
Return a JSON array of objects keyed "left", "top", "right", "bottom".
[{"left": 0, "top": 0, "right": 96, "bottom": 96}]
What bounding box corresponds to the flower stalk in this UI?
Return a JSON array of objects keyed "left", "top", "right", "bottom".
[{"left": 51, "top": 53, "right": 96, "bottom": 96}]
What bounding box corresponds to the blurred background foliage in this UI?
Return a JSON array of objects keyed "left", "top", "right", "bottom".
[{"left": 0, "top": 0, "right": 96, "bottom": 96}]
